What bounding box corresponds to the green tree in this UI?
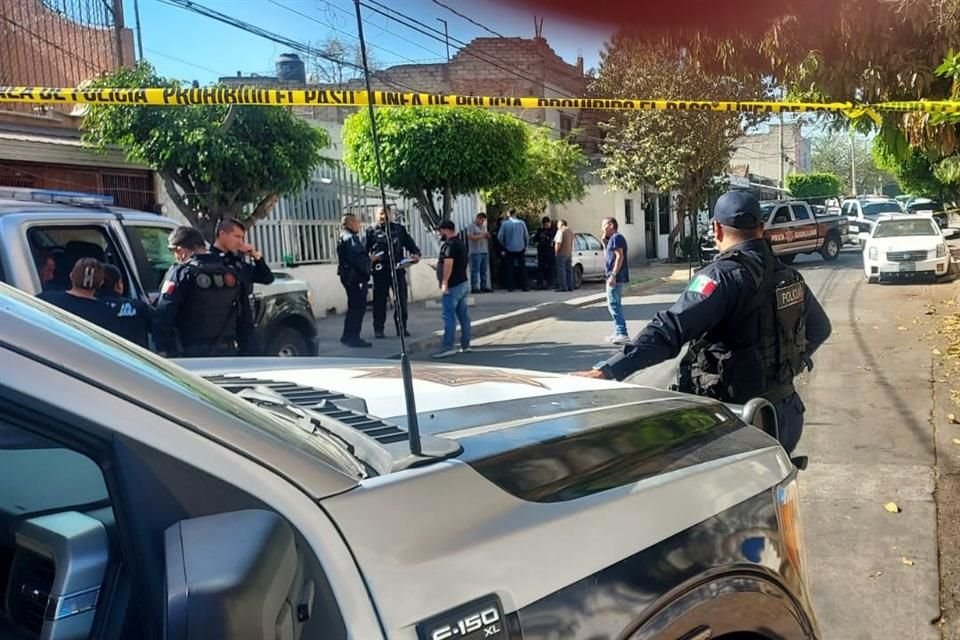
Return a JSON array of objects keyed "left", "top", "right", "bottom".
[
  {"left": 811, "top": 133, "right": 897, "bottom": 195},
  {"left": 342, "top": 107, "right": 527, "bottom": 229},
  {"left": 872, "top": 137, "right": 959, "bottom": 200},
  {"left": 591, "top": 36, "right": 766, "bottom": 259},
  {"left": 481, "top": 126, "right": 587, "bottom": 220},
  {"left": 81, "top": 62, "right": 331, "bottom": 240},
  {"left": 785, "top": 172, "right": 841, "bottom": 199}
]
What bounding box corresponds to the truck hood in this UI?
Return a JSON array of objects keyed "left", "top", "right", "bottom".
[{"left": 181, "top": 358, "right": 662, "bottom": 436}]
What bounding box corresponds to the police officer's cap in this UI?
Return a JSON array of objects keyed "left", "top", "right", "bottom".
[
  {"left": 168, "top": 226, "right": 206, "bottom": 250},
  {"left": 714, "top": 191, "right": 763, "bottom": 229}
]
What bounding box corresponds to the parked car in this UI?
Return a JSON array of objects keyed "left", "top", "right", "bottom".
[
  {"left": 840, "top": 196, "right": 905, "bottom": 239},
  {"left": 0, "top": 187, "right": 319, "bottom": 356},
  {"left": 524, "top": 231, "right": 606, "bottom": 288},
  {"left": 861, "top": 213, "right": 956, "bottom": 283},
  {"left": 0, "top": 282, "right": 820, "bottom": 640},
  {"left": 759, "top": 200, "right": 848, "bottom": 263},
  {"left": 905, "top": 197, "right": 951, "bottom": 230}
]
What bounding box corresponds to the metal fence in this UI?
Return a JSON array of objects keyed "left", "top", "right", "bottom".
[
  {"left": 0, "top": 0, "right": 134, "bottom": 116},
  {"left": 248, "top": 161, "right": 479, "bottom": 267}
]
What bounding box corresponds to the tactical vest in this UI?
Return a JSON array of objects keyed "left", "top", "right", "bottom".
[
  {"left": 686, "top": 249, "right": 807, "bottom": 404},
  {"left": 178, "top": 257, "right": 243, "bottom": 348}
]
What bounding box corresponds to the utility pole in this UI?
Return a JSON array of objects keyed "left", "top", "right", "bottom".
[
  {"left": 437, "top": 18, "right": 450, "bottom": 61},
  {"left": 779, "top": 112, "right": 785, "bottom": 191},
  {"left": 133, "top": 0, "right": 144, "bottom": 62},
  {"left": 850, "top": 129, "right": 858, "bottom": 196},
  {"left": 111, "top": 0, "right": 126, "bottom": 67}
]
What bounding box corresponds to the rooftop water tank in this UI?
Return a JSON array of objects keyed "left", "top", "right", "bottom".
[{"left": 276, "top": 53, "right": 306, "bottom": 84}]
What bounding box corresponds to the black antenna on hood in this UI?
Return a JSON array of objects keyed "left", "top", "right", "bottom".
[{"left": 352, "top": 0, "right": 457, "bottom": 461}]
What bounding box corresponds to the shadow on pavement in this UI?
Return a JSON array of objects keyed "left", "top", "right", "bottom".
[{"left": 411, "top": 340, "right": 622, "bottom": 373}]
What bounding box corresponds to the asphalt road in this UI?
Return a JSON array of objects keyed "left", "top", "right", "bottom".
[{"left": 420, "top": 246, "right": 952, "bottom": 639}]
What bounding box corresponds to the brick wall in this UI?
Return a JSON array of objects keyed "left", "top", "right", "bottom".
[{"left": 0, "top": 0, "right": 135, "bottom": 117}]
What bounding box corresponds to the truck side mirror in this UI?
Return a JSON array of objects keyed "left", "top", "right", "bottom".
[
  {"left": 164, "top": 510, "right": 300, "bottom": 640},
  {"left": 857, "top": 232, "right": 870, "bottom": 242}
]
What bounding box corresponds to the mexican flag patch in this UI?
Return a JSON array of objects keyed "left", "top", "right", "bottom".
[{"left": 688, "top": 274, "right": 718, "bottom": 297}]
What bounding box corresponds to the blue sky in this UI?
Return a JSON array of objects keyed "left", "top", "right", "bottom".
[{"left": 125, "top": 0, "right": 610, "bottom": 85}]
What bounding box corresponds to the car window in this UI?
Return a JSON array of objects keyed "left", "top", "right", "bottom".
[
  {"left": 873, "top": 219, "right": 938, "bottom": 238},
  {"left": 862, "top": 202, "right": 901, "bottom": 217},
  {"left": 791, "top": 204, "right": 811, "bottom": 221},
  {"left": 584, "top": 234, "right": 603, "bottom": 251},
  {"left": 0, "top": 418, "right": 119, "bottom": 638},
  {"left": 128, "top": 225, "right": 176, "bottom": 293},
  {"left": 27, "top": 225, "right": 131, "bottom": 294},
  {"left": 574, "top": 234, "right": 587, "bottom": 251},
  {"left": 842, "top": 201, "right": 855, "bottom": 216},
  {"left": 772, "top": 206, "right": 792, "bottom": 225}
]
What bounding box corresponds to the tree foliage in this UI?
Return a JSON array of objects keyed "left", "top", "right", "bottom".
[
  {"left": 82, "top": 63, "right": 330, "bottom": 240},
  {"left": 873, "top": 136, "right": 959, "bottom": 199},
  {"left": 785, "top": 172, "right": 841, "bottom": 199},
  {"left": 481, "top": 126, "right": 587, "bottom": 217},
  {"left": 591, "top": 36, "right": 767, "bottom": 258},
  {"left": 810, "top": 132, "right": 897, "bottom": 195},
  {"left": 342, "top": 107, "right": 527, "bottom": 229}
]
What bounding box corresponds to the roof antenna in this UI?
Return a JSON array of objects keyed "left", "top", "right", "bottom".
[{"left": 352, "top": 0, "right": 456, "bottom": 461}]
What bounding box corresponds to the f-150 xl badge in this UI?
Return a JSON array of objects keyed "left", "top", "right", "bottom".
[{"left": 418, "top": 595, "right": 509, "bottom": 640}]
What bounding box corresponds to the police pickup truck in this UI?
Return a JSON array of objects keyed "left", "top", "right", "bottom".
[
  {"left": 760, "top": 200, "right": 848, "bottom": 264},
  {"left": 0, "top": 279, "right": 820, "bottom": 639},
  {"left": 0, "top": 187, "right": 319, "bottom": 356}
]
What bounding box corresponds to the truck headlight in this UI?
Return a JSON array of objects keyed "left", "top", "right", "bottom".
[
  {"left": 868, "top": 246, "right": 878, "bottom": 260},
  {"left": 774, "top": 472, "right": 807, "bottom": 585},
  {"left": 776, "top": 475, "right": 809, "bottom": 587},
  {"left": 938, "top": 243, "right": 948, "bottom": 258}
]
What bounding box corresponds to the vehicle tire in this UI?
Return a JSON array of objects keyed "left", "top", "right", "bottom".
[
  {"left": 264, "top": 327, "right": 309, "bottom": 357},
  {"left": 820, "top": 234, "right": 841, "bottom": 261},
  {"left": 866, "top": 274, "right": 879, "bottom": 284},
  {"left": 779, "top": 253, "right": 796, "bottom": 265},
  {"left": 573, "top": 264, "right": 583, "bottom": 289}
]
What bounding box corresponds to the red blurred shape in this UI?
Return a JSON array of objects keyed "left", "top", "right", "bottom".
[{"left": 496, "top": 0, "right": 841, "bottom": 38}]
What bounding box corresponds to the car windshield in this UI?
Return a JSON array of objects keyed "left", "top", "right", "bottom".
[
  {"left": 759, "top": 203, "right": 776, "bottom": 221},
  {"left": 862, "top": 202, "right": 902, "bottom": 218},
  {"left": 0, "top": 284, "right": 364, "bottom": 478},
  {"left": 873, "top": 219, "right": 938, "bottom": 238}
]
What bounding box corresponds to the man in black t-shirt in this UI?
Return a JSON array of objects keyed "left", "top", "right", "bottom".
[
  {"left": 432, "top": 219, "right": 472, "bottom": 359},
  {"left": 38, "top": 258, "right": 117, "bottom": 331}
]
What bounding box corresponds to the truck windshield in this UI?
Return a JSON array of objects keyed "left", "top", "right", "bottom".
[{"left": 862, "top": 202, "right": 902, "bottom": 218}]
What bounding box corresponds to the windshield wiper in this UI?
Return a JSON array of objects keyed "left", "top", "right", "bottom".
[
  {"left": 237, "top": 386, "right": 392, "bottom": 476},
  {"left": 236, "top": 387, "right": 370, "bottom": 478}
]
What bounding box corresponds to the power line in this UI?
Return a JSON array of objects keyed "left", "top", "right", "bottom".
[
  {"left": 157, "top": 0, "right": 430, "bottom": 95},
  {"left": 145, "top": 47, "right": 227, "bottom": 77},
  {"left": 431, "top": 0, "right": 503, "bottom": 38},
  {"left": 266, "top": 0, "right": 426, "bottom": 68},
  {"left": 316, "top": 0, "right": 447, "bottom": 60}
]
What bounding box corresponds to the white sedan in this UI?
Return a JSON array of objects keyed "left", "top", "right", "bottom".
[{"left": 862, "top": 215, "right": 954, "bottom": 283}]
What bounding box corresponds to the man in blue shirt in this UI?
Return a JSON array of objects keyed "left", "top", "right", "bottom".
[
  {"left": 602, "top": 217, "right": 630, "bottom": 344},
  {"left": 496, "top": 209, "right": 530, "bottom": 292}
]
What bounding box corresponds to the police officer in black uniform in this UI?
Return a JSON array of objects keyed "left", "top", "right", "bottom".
[
  {"left": 153, "top": 226, "right": 252, "bottom": 357},
  {"left": 575, "top": 191, "right": 832, "bottom": 454},
  {"left": 366, "top": 206, "right": 421, "bottom": 338},
  {"left": 210, "top": 217, "right": 273, "bottom": 355},
  {"left": 337, "top": 213, "right": 372, "bottom": 348}
]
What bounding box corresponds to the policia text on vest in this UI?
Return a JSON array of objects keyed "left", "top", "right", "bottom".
[{"left": 582, "top": 191, "right": 832, "bottom": 455}]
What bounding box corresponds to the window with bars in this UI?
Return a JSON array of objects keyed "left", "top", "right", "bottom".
[{"left": 101, "top": 172, "right": 156, "bottom": 212}]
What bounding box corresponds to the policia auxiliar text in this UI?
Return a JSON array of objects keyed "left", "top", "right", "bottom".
[{"left": 577, "top": 191, "right": 832, "bottom": 455}]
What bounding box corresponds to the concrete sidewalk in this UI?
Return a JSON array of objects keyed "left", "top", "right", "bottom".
[{"left": 315, "top": 263, "right": 680, "bottom": 358}]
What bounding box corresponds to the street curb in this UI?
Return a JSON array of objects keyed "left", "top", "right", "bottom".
[{"left": 392, "top": 276, "right": 674, "bottom": 357}]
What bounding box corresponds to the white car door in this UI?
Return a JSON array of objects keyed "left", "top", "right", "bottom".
[{"left": 582, "top": 233, "right": 605, "bottom": 277}]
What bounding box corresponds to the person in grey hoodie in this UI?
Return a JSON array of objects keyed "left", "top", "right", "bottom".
[{"left": 496, "top": 209, "right": 530, "bottom": 292}]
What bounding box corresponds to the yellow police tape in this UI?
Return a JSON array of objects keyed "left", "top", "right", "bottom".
[{"left": 4, "top": 85, "right": 960, "bottom": 121}]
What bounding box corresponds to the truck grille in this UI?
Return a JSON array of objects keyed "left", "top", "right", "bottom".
[
  {"left": 886, "top": 250, "right": 928, "bottom": 262},
  {"left": 204, "top": 375, "right": 408, "bottom": 445}
]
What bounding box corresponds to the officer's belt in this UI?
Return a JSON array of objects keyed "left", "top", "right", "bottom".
[{"left": 761, "top": 383, "right": 796, "bottom": 405}]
